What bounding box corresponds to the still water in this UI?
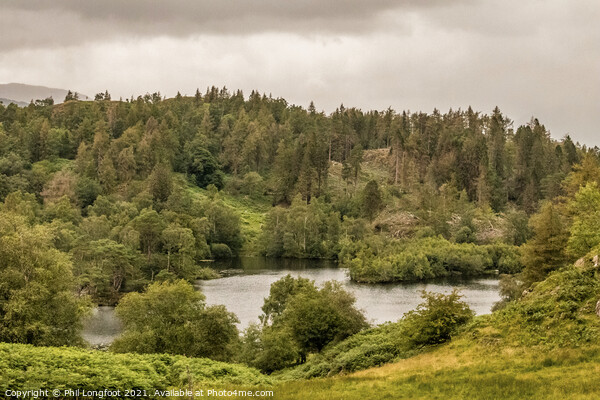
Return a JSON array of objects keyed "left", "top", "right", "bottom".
[
  {"left": 82, "top": 306, "right": 122, "bottom": 347},
  {"left": 82, "top": 257, "right": 500, "bottom": 346}
]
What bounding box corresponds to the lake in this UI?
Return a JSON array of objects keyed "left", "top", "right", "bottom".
[{"left": 82, "top": 257, "right": 501, "bottom": 346}]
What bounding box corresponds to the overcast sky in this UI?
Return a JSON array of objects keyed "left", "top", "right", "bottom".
[{"left": 1, "top": 0, "right": 598, "bottom": 145}]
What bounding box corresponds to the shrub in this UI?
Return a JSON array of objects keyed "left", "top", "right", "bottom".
[
  {"left": 486, "top": 243, "right": 524, "bottom": 274},
  {"left": 403, "top": 290, "right": 474, "bottom": 346},
  {"left": 196, "top": 266, "right": 221, "bottom": 280},
  {"left": 244, "top": 276, "right": 368, "bottom": 372},
  {"left": 283, "top": 322, "right": 409, "bottom": 379},
  {"left": 111, "top": 280, "right": 239, "bottom": 361},
  {"left": 211, "top": 243, "right": 233, "bottom": 258},
  {"left": 240, "top": 324, "right": 300, "bottom": 373}
]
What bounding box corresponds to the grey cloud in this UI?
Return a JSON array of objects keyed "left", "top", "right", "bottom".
[
  {"left": 5, "top": 0, "right": 460, "bottom": 21},
  {"left": 0, "top": 0, "right": 473, "bottom": 50}
]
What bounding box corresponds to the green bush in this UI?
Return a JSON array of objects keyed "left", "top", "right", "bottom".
[
  {"left": 242, "top": 276, "right": 368, "bottom": 373},
  {"left": 196, "top": 266, "right": 221, "bottom": 280},
  {"left": 282, "top": 322, "right": 410, "bottom": 379},
  {"left": 211, "top": 243, "right": 233, "bottom": 258},
  {"left": 111, "top": 280, "right": 239, "bottom": 361},
  {"left": 485, "top": 243, "right": 524, "bottom": 274},
  {"left": 403, "top": 290, "right": 474, "bottom": 346},
  {"left": 240, "top": 324, "right": 301, "bottom": 373}
]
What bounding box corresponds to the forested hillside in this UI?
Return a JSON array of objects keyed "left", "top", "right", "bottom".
[{"left": 0, "top": 89, "right": 592, "bottom": 291}]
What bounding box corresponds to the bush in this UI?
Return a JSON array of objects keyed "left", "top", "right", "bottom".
[
  {"left": 403, "top": 290, "right": 474, "bottom": 346},
  {"left": 283, "top": 322, "right": 409, "bottom": 379},
  {"left": 243, "top": 276, "right": 368, "bottom": 372},
  {"left": 111, "top": 280, "right": 239, "bottom": 361},
  {"left": 485, "top": 243, "right": 523, "bottom": 274},
  {"left": 279, "top": 281, "right": 368, "bottom": 355},
  {"left": 211, "top": 243, "right": 233, "bottom": 258},
  {"left": 239, "top": 324, "right": 300, "bottom": 373},
  {"left": 454, "top": 226, "right": 475, "bottom": 243},
  {"left": 196, "top": 266, "right": 221, "bottom": 280}
]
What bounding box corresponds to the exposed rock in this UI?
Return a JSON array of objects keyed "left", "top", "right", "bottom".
[
  {"left": 596, "top": 300, "right": 600, "bottom": 318},
  {"left": 574, "top": 257, "right": 585, "bottom": 268},
  {"left": 593, "top": 254, "right": 599, "bottom": 267}
]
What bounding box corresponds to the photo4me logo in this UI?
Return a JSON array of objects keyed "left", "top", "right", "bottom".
[{"left": 155, "top": 389, "right": 274, "bottom": 397}]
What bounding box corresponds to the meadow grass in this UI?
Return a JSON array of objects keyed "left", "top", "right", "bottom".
[
  {"left": 185, "top": 182, "right": 270, "bottom": 255},
  {"left": 263, "top": 342, "right": 600, "bottom": 400}
]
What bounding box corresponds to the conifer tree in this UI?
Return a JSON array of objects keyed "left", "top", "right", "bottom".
[{"left": 521, "top": 201, "right": 569, "bottom": 285}]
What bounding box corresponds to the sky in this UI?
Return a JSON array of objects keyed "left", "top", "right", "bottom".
[{"left": 0, "top": 0, "right": 598, "bottom": 146}]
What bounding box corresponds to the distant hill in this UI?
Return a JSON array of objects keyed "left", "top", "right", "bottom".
[
  {"left": 0, "top": 97, "right": 29, "bottom": 107},
  {"left": 0, "top": 83, "right": 89, "bottom": 105}
]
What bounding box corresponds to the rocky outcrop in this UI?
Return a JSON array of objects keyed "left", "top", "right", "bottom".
[{"left": 574, "top": 254, "right": 599, "bottom": 268}]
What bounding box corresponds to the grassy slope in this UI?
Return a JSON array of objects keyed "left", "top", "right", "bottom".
[
  {"left": 271, "top": 341, "right": 600, "bottom": 400},
  {"left": 327, "top": 148, "right": 391, "bottom": 198},
  {"left": 185, "top": 181, "right": 271, "bottom": 255}
]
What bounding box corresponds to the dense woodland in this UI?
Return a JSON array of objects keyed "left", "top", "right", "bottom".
[{"left": 1, "top": 89, "right": 600, "bottom": 379}]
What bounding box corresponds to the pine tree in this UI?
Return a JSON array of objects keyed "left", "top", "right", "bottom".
[
  {"left": 148, "top": 163, "right": 173, "bottom": 203},
  {"left": 98, "top": 156, "right": 117, "bottom": 192},
  {"left": 521, "top": 201, "right": 569, "bottom": 285},
  {"left": 362, "top": 180, "right": 383, "bottom": 220}
]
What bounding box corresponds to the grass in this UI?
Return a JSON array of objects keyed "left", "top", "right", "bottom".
[
  {"left": 218, "top": 193, "right": 270, "bottom": 255},
  {"left": 185, "top": 180, "right": 270, "bottom": 255},
  {"left": 266, "top": 342, "right": 600, "bottom": 400}
]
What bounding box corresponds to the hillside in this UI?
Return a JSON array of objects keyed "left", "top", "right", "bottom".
[
  {"left": 273, "top": 343, "right": 600, "bottom": 399},
  {"left": 0, "top": 82, "right": 89, "bottom": 103},
  {"left": 0, "top": 97, "right": 28, "bottom": 107}
]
